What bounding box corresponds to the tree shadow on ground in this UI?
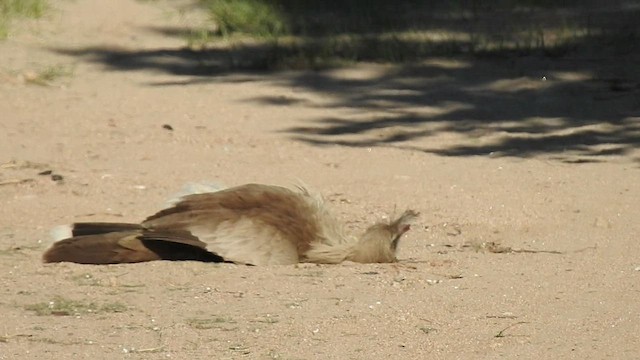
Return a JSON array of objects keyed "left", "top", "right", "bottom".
[
  {"left": 51, "top": 1, "right": 640, "bottom": 163},
  {"left": 276, "top": 56, "right": 639, "bottom": 162}
]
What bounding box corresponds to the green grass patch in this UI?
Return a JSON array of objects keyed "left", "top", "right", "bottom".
[
  {"left": 0, "top": 0, "right": 48, "bottom": 39},
  {"left": 186, "top": 316, "right": 237, "bottom": 329},
  {"left": 69, "top": 273, "right": 102, "bottom": 286},
  {"left": 0, "top": 0, "right": 47, "bottom": 18},
  {"left": 24, "top": 64, "right": 74, "bottom": 86},
  {"left": 184, "top": 27, "right": 216, "bottom": 50},
  {"left": 201, "top": 0, "right": 287, "bottom": 38},
  {"left": 189, "top": 1, "right": 637, "bottom": 69},
  {"left": 251, "top": 315, "right": 279, "bottom": 324},
  {"left": 25, "top": 296, "right": 129, "bottom": 316}
]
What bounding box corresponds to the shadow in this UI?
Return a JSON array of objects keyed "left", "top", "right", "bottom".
[
  {"left": 50, "top": 1, "right": 640, "bottom": 163},
  {"left": 279, "top": 57, "right": 640, "bottom": 161},
  {"left": 55, "top": 46, "right": 270, "bottom": 77}
]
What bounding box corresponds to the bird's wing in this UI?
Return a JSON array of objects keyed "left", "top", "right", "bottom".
[
  {"left": 145, "top": 184, "right": 296, "bottom": 221},
  {"left": 142, "top": 184, "right": 322, "bottom": 264},
  {"left": 135, "top": 231, "right": 226, "bottom": 262},
  {"left": 186, "top": 216, "right": 300, "bottom": 265},
  {"left": 68, "top": 222, "right": 143, "bottom": 237},
  {"left": 43, "top": 230, "right": 225, "bottom": 264}
]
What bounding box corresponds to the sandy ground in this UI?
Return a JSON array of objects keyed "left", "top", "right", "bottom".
[{"left": 1, "top": 1, "right": 639, "bottom": 359}]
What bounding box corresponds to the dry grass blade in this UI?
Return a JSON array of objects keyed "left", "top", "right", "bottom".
[
  {"left": 0, "top": 178, "right": 34, "bottom": 186},
  {"left": 495, "top": 321, "right": 529, "bottom": 338},
  {"left": 466, "top": 241, "right": 564, "bottom": 255}
]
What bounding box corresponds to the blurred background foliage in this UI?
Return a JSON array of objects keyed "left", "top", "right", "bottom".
[{"left": 196, "top": 0, "right": 639, "bottom": 68}]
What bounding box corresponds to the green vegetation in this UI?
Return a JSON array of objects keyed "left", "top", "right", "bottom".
[
  {"left": 70, "top": 273, "right": 102, "bottom": 286},
  {"left": 25, "top": 296, "right": 128, "bottom": 316},
  {"left": 32, "top": 64, "right": 72, "bottom": 84},
  {"left": 203, "top": 0, "right": 287, "bottom": 38},
  {"left": 23, "top": 64, "right": 74, "bottom": 86},
  {"left": 0, "top": 0, "right": 48, "bottom": 39},
  {"left": 186, "top": 316, "right": 237, "bottom": 329},
  {"left": 193, "top": 0, "right": 637, "bottom": 69},
  {"left": 184, "top": 27, "right": 216, "bottom": 50}
]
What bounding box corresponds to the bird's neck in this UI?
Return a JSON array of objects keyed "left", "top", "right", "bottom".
[{"left": 346, "top": 236, "right": 396, "bottom": 263}]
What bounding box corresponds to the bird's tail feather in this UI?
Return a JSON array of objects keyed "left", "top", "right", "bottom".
[
  {"left": 69, "top": 222, "right": 144, "bottom": 237},
  {"left": 43, "top": 230, "right": 227, "bottom": 265}
]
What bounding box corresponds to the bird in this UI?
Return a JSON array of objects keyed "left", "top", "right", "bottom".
[{"left": 43, "top": 183, "right": 419, "bottom": 265}]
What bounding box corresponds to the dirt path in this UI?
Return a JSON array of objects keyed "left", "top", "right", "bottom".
[{"left": 1, "top": 1, "right": 639, "bottom": 359}]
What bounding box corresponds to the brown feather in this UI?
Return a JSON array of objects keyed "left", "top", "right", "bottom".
[
  {"left": 143, "top": 184, "right": 322, "bottom": 262},
  {"left": 303, "top": 210, "right": 420, "bottom": 264},
  {"left": 43, "top": 232, "right": 160, "bottom": 264},
  {"left": 43, "top": 230, "right": 226, "bottom": 264},
  {"left": 70, "top": 222, "right": 143, "bottom": 237},
  {"left": 43, "top": 183, "right": 419, "bottom": 265}
]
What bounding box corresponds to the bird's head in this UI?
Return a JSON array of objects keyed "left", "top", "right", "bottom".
[{"left": 348, "top": 209, "right": 419, "bottom": 263}]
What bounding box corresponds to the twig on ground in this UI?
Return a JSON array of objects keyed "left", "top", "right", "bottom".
[{"left": 495, "top": 321, "right": 529, "bottom": 338}]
